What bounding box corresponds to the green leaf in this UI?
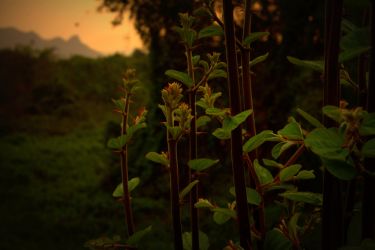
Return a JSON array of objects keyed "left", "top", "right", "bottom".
[
  {"left": 229, "top": 187, "right": 262, "bottom": 206},
  {"left": 107, "top": 135, "right": 129, "bottom": 149},
  {"left": 263, "top": 159, "right": 284, "bottom": 169},
  {"left": 215, "top": 62, "right": 227, "bottom": 69},
  {"left": 165, "top": 69, "right": 193, "bottom": 88},
  {"left": 205, "top": 107, "right": 226, "bottom": 116},
  {"left": 128, "top": 177, "right": 140, "bottom": 192},
  {"left": 229, "top": 187, "right": 261, "bottom": 205},
  {"left": 279, "top": 191, "right": 323, "bottom": 205},
  {"left": 250, "top": 52, "right": 269, "bottom": 67},
  {"left": 212, "top": 128, "right": 231, "bottom": 140},
  {"left": 182, "top": 232, "right": 192, "bottom": 250},
  {"left": 288, "top": 213, "right": 300, "bottom": 241},
  {"left": 266, "top": 184, "right": 295, "bottom": 192},
  {"left": 199, "top": 60, "right": 209, "bottom": 72},
  {"left": 198, "top": 25, "right": 223, "bottom": 39},
  {"left": 126, "top": 225, "right": 152, "bottom": 246},
  {"left": 224, "top": 109, "right": 253, "bottom": 131},
  {"left": 246, "top": 188, "right": 261, "bottom": 205},
  {"left": 112, "top": 98, "right": 125, "bottom": 112},
  {"left": 296, "top": 108, "right": 324, "bottom": 128},
  {"left": 212, "top": 208, "right": 236, "bottom": 224},
  {"left": 192, "top": 55, "right": 200, "bottom": 66},
  {"left": 196, "top": 100, "right": 208, "bottom": 110},
  {"left": 195, "top": 199, "right": 214, "bottom": 209},
  {"left": 341, "top": 27, "right": 370, "bottom": 51},
  {"left": 295, "top": 170, "right": 315, "bottom": 180},
  {"left": 188, "top": 158, "right": 219, "bottom": 171},
  {"left": 254, "top": 159, "right": 274, "bottom": 185},
  {"left": 286, "top": 56, "right": 324, "bottom": 72},
  {"left": 211, "top": 92, "right": 222, "bottom": 104},
  {"left": 339, "top": 46, "right": 371, "bottom": 62},
  {"left": 243, "top": 130, "right": 276, "bottom": 153},
  {"left": 112, "top": 177, "right": 140, "bottom": 198},
  {"left": 182, "top": 231, "right": 209, "bottom": 250},
  {"left": 278, "top": 122, "right": 303, "bottom": 140},
  {"left": 264, "top": 229, "right": 292, "bottom": 250},
  {"left": 280, "top": 164, "right": 302, "bottom": 182},
  {"left": 207, "top": 69, "right": 227, "bottom": 80},
  {"left": 359, "top": 113, "right": 375, "bottom": 136},
  {"left": 323, "top": 105, "right": 342, "bottom": 123},
  {"left": 341, "top": 19, "right": 358, "bottom": 33},
  {"left": 213, "top": 211, "right": 231, "bottom": 225},
  {"left": 145, "top": 152, "right": 169, "bottom": 166},
  {"left": 184, "top": 29, "right": 197, "bottom": 47},
  {"left": 212, "top": 110, "right": 252, "bottom": 140},
  {"left": 127, "top": 122, "right": 147, "bottom": 138},
  {"left": 362, "top": 138, "right": 375, "bottom": 158},
  {"left": 196, "top": 115, "right": 211, "bottom": 129},
  {"left": 180, "top": 180, "right": 199, "bottom": 200},
  {"left": 271, "top": 141, "right": 294, "bottom": 159},
  {"left": 304, "top": 128, "right": 349, "bottom": 161},
  {"left": 321, "top": 157, "right": 357, "bottom": 180},
  {"left": 168, "top": 126, "right": 182, "bottom": 139},
  {"left": 243, "top": 32, "right": 270, "bottom": 45}
]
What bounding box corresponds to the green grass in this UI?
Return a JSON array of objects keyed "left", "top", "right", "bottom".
[{"left": 0, "top": 128, "right": 126, "bottom": 250}]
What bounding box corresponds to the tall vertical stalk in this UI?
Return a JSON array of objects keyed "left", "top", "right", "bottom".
[
  {"left": 362, "top": 0, "right": 375, "bottom": 240},
  {"left": 241, "top": 0, "right": 256, "bottom": 138},
  {"left": 120, "top": 92, "right": 135, "bottom": 236},
  {"left": 168, "top": 137, "right": 183, "bottom": 250},
  {"left": 223, "top": 1, "right": 252, "bottom": 249},
  {"left": 322, "top": 0, "right": 344, "bottom": 249},
  {"left": 165, "top": 106, "right": 184, "bottom": 250},
  {"left": 240, "top": 0, "right": 263, "bottom": 245},
  {"left": 161, "top": 83, "right": 185, "bottom": 250},
  {"left": 185, "top": 45, "right": 200, "bottom": 250}
]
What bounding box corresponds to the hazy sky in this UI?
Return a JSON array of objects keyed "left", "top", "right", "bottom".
[{"left": 0, "top": 0, "right": 144, "bottom": 55}]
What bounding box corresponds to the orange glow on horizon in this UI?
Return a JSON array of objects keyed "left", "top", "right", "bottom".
[{"left": 0, "top": 0, "right": 144, "bottom": 55}]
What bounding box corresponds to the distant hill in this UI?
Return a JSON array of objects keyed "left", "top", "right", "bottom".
[{"left": 0, "top": 27, "right": 102, "bottom": 58}]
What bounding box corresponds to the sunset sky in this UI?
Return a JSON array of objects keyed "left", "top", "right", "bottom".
[{"left": 0, "top": 0, "right": 144, "bottom": 55}]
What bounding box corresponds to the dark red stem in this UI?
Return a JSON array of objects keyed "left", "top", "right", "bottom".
[
  {"left": 322, "top": 0, "right": 344, "bottom": 249},
  {"left": 186, "top": 45, "right": 200, "bottom": 250},
  {"left": 168, "top": 138, "right": 183, "bottom": 250},
  {"left": 121, "top": 93, "right": 135, "bottom": 236},
  {"left": 223, "top": 1, "right": 252, "bottom": 248},
  {"left": 362, "top": 0, "right": 375, "bottom": 240}
]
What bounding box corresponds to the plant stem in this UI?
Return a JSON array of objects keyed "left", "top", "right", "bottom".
[
  {"left": 241, "top": 0, "right": 257, "bottom": 139},
  {"left": 223, "top": 1, "right": 252, "bottom": 248},
  {"left": 240, "top": 2, "right": 262, "bottom": 246},
  {"left": 357, "top": 54, "right": 367, "bottom": 107},
  {"left": 284, "top": 144, "right": 305, "bottom": 167},
  {"left": 245, "top": 154, "right": 266, "bottom": 238},
  {"left": 167, "top": 108, "right": 183, "bottom": 250},
  {"left": 186, "top": 45, "right": 200, "bottom": 250},
  {"left": 121, "top": 93, "right": 135, "bottom": 236},
  {"left": 168, "top": 138, "right": 183, "bottom": 250},
  {"left": 362, "top": 0, "right": 375, "bottom": 240},
  {"left": 322, "top": 0, "right": 344, "bottom": 249}
]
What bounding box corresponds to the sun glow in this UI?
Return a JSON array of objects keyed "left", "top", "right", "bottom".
[{"left": 0, "top": 0, "right": 144, "bottom": 55}]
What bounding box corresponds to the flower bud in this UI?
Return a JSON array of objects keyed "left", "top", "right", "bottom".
[{"left": 161, "top": 82, "right": 183, "bottom": 110}]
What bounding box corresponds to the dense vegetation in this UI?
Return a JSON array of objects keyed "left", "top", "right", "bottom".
[
  {"left": 0, "top": 47, "right": 161, "bottom": 250},
  {"left": 1, "top": 0, "right": 374, "bottom": 249}
]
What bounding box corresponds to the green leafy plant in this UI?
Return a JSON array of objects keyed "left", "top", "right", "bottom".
[
  {"left": 92, "top": 0, "right": 375, "bottom": 249},
  {"left": 86, "top": 69, "right": 151, "bottom": 249}
]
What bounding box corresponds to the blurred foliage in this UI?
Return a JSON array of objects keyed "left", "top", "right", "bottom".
[
  {"left": 0, "top": 47, "right": 168, "bottom": 249},
  {"left": 1, "top": 0, "right": 370, "bottom": 249}
]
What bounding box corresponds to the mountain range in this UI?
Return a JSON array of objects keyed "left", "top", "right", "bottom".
[{"left": 0, "top": 27, "right": 102, "bottom": 58}]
